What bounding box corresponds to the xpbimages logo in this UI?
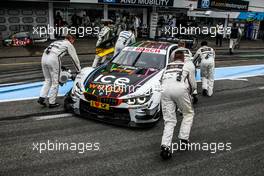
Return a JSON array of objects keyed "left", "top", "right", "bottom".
[
  {"left": 171, "top": 141, "right": 232, "bottom": 154},
  {"left": 33, "top": 25, "right": 100, "bottom": 38},
  {"left": 163, "top": 25, "right": 231, "bottom": 38},
  {"left": 32, "top": 140, "right": 100, "bottom": 154}
]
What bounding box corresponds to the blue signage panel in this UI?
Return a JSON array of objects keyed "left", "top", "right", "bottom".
[{"left": 238, "top": 12, "right": 264, "bottom": 21}]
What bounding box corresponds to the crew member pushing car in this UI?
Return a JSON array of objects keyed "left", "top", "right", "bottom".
[
  {"left": 114, "top": 27, "right": 136, "bottom": 56},
  {"left": 38, "top": 34, "right": 81, "bottom": 108},
  {"left": 160, "top": 50, "right": 196, "bottom": 160},
  {"left": 170, "top": 41, "right": 198, "bottom": 103},
  {"left": 193, "top": 41, "right": 215, "bottom": 96}
]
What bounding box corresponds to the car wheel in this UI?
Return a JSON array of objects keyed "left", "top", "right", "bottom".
[{"left": 64, "top": 90, "right": 73, "bottom": 112}]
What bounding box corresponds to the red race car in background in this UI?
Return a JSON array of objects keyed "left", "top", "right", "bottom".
[{"left": 2, "top": 32, "right": 33, "bottom": 47}]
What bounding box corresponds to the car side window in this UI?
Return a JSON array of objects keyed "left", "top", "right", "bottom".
[{"left": 14, "top": 32, "right": 28, "bottom": 38}]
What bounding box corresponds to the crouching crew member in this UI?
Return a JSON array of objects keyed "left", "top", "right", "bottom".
[
  {"left": 38, "top": 34, "right": 81, "bottom": 108},
  {"left": 160, "top": 50, "right": 196, "bottom": 160},
  {"left": 170, "top": 41, "right": 198, "bottom": 104},
  {"left": 193, "top": 41, "right": 215, "bottom": 96}
]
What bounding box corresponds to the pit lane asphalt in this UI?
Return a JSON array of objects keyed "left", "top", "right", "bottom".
[
  {"left": 0, "top": 50, "right": 264, "bottom": 84},
  {"left": 0, "top": 53, "right": 264, "bottom": 175},
  {"left": 0, "top": 75, "right": 264, "bottom": 176}
]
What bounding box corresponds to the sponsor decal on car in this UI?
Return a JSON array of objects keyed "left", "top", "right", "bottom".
[
  {"left": 87, "top": 83, "right": 126, "bottom": 94},
  {"left": 90, "top": 100, "right": 110, "bottom": 110},
  {"left": 12, "top": 38, "right": 31, "bottom": 46},
  {"left": 94, "top": 74, "right": 130, "bottom": 85},
  {"left": 123, "top": 47, "right": 167, "bottom": 55}
]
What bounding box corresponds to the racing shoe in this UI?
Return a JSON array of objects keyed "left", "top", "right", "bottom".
[
  {"left": 202, "top": 89, "right": 208, "bottom": 96},
  {"left": 160, "top": 145, "right": 172, "bottom": 160},
  {"left": 49, "top": 103, "right": 60, "bottom": 108},
  {"left": 193, "top": 94, "right": 198, "bottom": 104},
  {"left": 37, "top": 97, "right": 46, "bottom": 106}
]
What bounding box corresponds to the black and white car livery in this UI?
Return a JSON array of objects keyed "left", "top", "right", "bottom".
[{"left": 65, "top": 41, "right": 183, "bottom": 127}]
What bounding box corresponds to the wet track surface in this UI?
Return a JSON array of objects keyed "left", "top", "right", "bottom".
[
  {"left": 0, "top": 77, "right": 264, "bottom": 175},
  {"left": 0, "top": 51, "right": 264, "bottom": 84},
  {"left": 0, "top": 52, "right": 264, "bottom": 175}
]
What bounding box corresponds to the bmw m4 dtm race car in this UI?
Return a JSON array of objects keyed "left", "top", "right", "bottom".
[{"left": 64, "top": 41, "right": 193, "bottom": 127}]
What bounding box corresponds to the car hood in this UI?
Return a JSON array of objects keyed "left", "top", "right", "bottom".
[{"left": 84, "top": 64, "right": 159, "bottom": 97}]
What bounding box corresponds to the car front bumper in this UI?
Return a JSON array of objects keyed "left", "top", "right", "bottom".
[{"left": 65, "top": 93, "right": 161, "bottom": 127}]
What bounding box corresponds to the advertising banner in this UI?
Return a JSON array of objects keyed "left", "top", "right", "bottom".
[
  {"left": 98, "top": 0, "right": 174, "bottom": 6},
  {"left": 197, "top": 0, "right": 249, "bottom": 11}
]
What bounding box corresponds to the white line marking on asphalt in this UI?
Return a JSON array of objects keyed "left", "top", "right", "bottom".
[
  {"left": 259, "top": 86, "right": 264, "bottom": 90},
  {"left": 240, "top": 54, "right": 264, "bottom": 58},
  {"left": 0, "top": 62, "right": 40, "bottom": 66},
  {"left": 196, "top": 74, "right": 262, "bottom": 83},
  {"left": 229, "top": 78, "right": 248, "bottom": 81},
  {"left": 0, "top": 95, "right": 65, "bottom": 103},
  {"left": 215, "top": 74, "right": 263, "bottom": 81},
  {"left": 33, "top": 113, "right": 73, "bottom": 121},
  {"left": 215, "top": 64, "right": 264, "bottom": 69},
  {"left": 0, "top": 81, "right": 28, "bottom": 87}
]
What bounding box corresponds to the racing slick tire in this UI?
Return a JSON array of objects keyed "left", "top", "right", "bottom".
[{"left": 64, "top": 89, "right": 74, "bottom": 112}]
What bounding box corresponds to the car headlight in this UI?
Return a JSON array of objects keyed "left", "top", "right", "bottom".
[
  {"left": 124, "top": 88, "right": 153, "bottom": 105},
  {"left": 127, "top": 98, "right": 136, "bottom": 105},
  {"left": 137, "top": 97, "right": 147, "bottom": 104},
  {"left": 124, "top": 95, "right": 151, "bottom": 105}
]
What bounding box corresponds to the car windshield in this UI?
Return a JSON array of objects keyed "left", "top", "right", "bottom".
[
  {"left": 13, "top": 32, "right": 29, "bottom": 38},
  {"left": 111, "top": 50, "right": 166, "bottom": 70}
]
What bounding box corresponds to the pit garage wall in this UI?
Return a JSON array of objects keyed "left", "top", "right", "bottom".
[{"left": 0, "top": 2, "right": 49, "bottom": 39}]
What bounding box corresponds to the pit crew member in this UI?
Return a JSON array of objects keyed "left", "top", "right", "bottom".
[
  {"left": 170, "top": 41, "right": 198, "bottom": 103},
  {"left": 160, "top": 50, "right": 196, "bottom": 160},
  {"left": 92, "top": 21, "right": 112, "bottom": 68},
  {"left": 113, "top": 28, "right": 136, "bottom": 56},
  {"left": 38, "top": 34, "right": 81, "bottom": 108},
  {"left": 193, "top": 41, "right": 215, "bottom": 96}
]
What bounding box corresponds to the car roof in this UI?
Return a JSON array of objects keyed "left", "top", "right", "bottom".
[{"left": 130, "top": 41, "right": 174, "bottom": 50}]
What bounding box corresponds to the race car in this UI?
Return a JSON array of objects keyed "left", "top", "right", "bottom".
[
  {"left": 64, "top": 41, "right": 179, "bottom": 127},
  {"left": 2, "top": 32, "right": 33, "bottom": 47}
]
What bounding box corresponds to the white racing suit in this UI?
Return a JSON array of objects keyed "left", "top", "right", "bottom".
[
  {"left": 92, "top": 26, "right": 111, "bottom": 67},
  {"left": 161, "top": 60, "right": 196, "bottom": 147},
  {"left": 114, "top": 31, "right": 135, "bottom": 56},
  {"left": 170, "top": 47, "right": 193, "bottom": 62},
  {"left": 40, "top": 39, "right": 81, "bottom": 104},
  {"left": 194, "top": 46, "right": 215, "bottom": 96},
  {"left": 170, "top": 47, "right": 197, "bottom": 95}
]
